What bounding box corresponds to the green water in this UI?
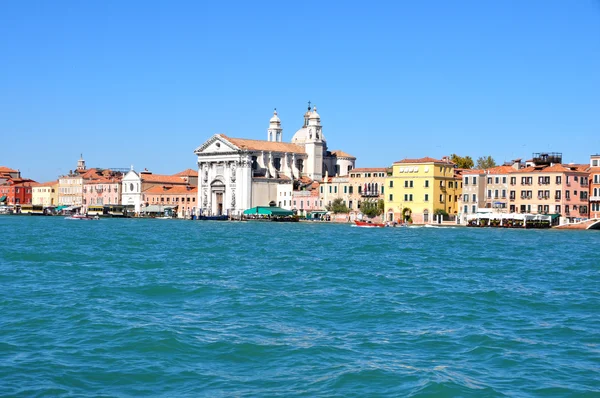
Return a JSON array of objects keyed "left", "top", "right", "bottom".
[{"left": 1, "top": 217, "right": 598, "bottom": 397}]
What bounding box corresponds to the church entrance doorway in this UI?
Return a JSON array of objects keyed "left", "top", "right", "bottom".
[
  {"left": 216, "top": 192, "right": 223, "bottom": 215},
  {"left": 210, "top": 179, "right": 226, "bottom": 216}
]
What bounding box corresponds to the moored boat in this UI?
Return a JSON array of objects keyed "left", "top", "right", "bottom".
[
  {"left": 354, "top": 220, "right": 386, "bottom": 228},
  {"left": 65, "top": 214, "right": 100, "bottom": 220}
]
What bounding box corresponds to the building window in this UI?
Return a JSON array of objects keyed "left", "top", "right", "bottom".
[
  {"left": 389, "top": 181, "right": 393, "bottom": 188},
  {"left": 464, "top": 178, "right": 468, "bottom": 186},
  {"left": 424, "top": 180, "right": 429, "bottom": 188},
  {"left": 344, "top": 186, "right": 347, "bottom": 194},
  {"left": 425, "top": 194, "right": 429, "bottom": 202},
  {"left": 334, "top": 186, "right": 337, "bottom": 194},
  {"left": 472, "top": 205, "right": 476, "bottom": 213},
  {"left": 440, "top": 194, "right": 443, "bottom": 202},
  {"left": 463, "top": 194, "right": 468, "bottom": 202},
  {"left": 472, "top": 177, "right": 477, "bottom": 185},
  {"left": 472, "top": 194, "right": 476, "bottom": 202}
]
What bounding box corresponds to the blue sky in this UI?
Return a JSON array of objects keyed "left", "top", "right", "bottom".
[{"left": 1, "top": 0, "right": 599, "bottom": 182}]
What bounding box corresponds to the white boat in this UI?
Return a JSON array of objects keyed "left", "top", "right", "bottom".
[{"left": 65, "top": 214, "right": 99, "bottom": 220}]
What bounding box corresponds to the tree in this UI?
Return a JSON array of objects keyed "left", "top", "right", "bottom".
[
  {"left": 326, "top": 198, "right": 350, "bottom": 214},
  {"left": 450, "top": 154, "right": 474, "bottom": 169},
  {"left": 434, "top": 208, "right": 448, "bottom": 217},
  {"left": 361, "top": 199, "right": 384, "bottom": 218},
  {"left": 476, "top": 156, "right": 497, "bottom": 170}
]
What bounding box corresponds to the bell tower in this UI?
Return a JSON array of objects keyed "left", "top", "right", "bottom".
[
  {"left": 267, "top": 108, "right": 283, "bottom": 142},
  {"left": 77, "top": 154, "right": 86, "bottom": 172},
  {"left": 304, "top": 106, "right": 324, "bottom": 181}
]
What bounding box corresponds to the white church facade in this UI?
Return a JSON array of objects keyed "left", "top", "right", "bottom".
[{"left": 194, "top": 105, "right": 356, "bottom": 216}]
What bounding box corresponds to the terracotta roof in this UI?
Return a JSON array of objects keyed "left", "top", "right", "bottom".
[
  {"left": 297, "top": 176, "right": 313, "bottom": 184},
  {"left": 0, "top": 166, "right": 18, "bottom": 173},
  {"left": 141, "top": 174, "right": 187, "bottom": 184},
  {"left": 514, "top": 164, "right": 590, "bottom": 173},
  {"left": 330, "top": 150, "right": 356, "bottom": 159},
  {"left": 13, "top": 181, "right": 38, "bottom": 187},
  {"left": 461, "top": 169, "right": 485, "bottom": 175},
  {"left": 143, "top": 185, "right": 197, "bottom": 194},
  {"left": 350, "top": 168, "right": 387, "bottom": 173},
  {"left": 84, "top": 177, "right": 121, "bottom": 184},
  {"left": 173, "top": 168, "right": 198, "bottom": 177},
  {"left": 221, "top": 134, "right": 305, "bottom": 154},
  {"left": 394, "top": 157, "right": 454, "bottom": 164},
  {"left": 37, "top": 180, "right": 58, "bottom": 187},
  {"left": 485, "top": 165, "right": 517, "bottom": 174}
]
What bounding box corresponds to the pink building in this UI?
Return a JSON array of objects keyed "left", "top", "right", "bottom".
[
  {"left": 590, "top": 154, "right": 600, "bottom": 218},
  {"left": 511, "top": 163, "right": 589, "bottom": 222},
  {"left": 83, "top": 176, "right": 123, "bottom": 211}
]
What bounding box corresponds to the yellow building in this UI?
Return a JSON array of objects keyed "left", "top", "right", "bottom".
[
  {"left": 32, "top": 180, "right": 59, "bottom": 207},
  {"left": 385, "top": 157, "right": 461, "bottom": 223}
]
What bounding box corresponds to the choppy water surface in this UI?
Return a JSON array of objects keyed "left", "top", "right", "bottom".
[{"left": 1, "top": 216, "right": 598, "bottom": 397}]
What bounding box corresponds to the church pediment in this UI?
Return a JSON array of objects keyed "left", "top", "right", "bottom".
[{"left": 194, "top": 134, "right": 240, "bottom": 155}]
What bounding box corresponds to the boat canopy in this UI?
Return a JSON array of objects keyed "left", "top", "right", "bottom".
[
  {"left": 243, "top": 206, "right": 294, "bottom": 216},
  {"left": 144, "top": 205, "right": 176, "bottom": 213},
  {"left": 0, "top": 195, "right": 6, "bottom": 202}
]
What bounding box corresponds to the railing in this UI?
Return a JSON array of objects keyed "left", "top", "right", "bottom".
[{"left": 360, "top": 192, "right": 380, "bottom": 197}]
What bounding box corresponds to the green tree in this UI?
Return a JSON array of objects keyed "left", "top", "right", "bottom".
[
  {"left": 450, "top": 154, "right": 474, "bottom": 169},
  {"left": 476, "top": 156, "right": 497, "bottom": 169},
  {"left": 361, "top": 199, "right": 384, "bottom": 218},
  {"left": 434, "top": 208, "right": 448, "bottom": 217},
  {"left": 326, "top": 198, "right": 350, "bottom": 214}
]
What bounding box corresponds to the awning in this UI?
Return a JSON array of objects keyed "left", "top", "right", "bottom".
[
  {"left": 0, "top": 196, "right": 6, "bottom": 202},
  {"left": 243, "top": 206, "right": 294, "bottom": 216},
  {"left": 144, "top": 205, "right": 176, "bottom": 213},
  {"left": 550, "top": 214, "right": 561, "bottom": 220},
  {"left": 65, "top": 206, "right": 81, "bottom": 211},
  {"left": 55, "top": 205, "right": 68, "bottom": 211}
]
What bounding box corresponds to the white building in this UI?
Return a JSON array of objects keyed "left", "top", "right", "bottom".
[
  {"left": 194, "top": 105, "right": 356, "bottom": 216},
  {"left": 121, "top": 168, "right": 189, "bottom": 213}
]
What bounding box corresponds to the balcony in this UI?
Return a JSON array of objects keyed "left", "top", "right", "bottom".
[{"left": 360, "top": 191, "right": 380, "bottom": 197}]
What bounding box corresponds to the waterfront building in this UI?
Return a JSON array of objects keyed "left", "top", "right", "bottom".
[
  {"left": 385, "top": 157, "right": 459, "bottom": 223},
  {"left": 347, "top": 167, "right": 389, "bottom": 220},
  {"left": 83, "top": 175, "right": 123, "bottom": 211},
  {"left": 276, "top": 180, "right": 294, "bottom": 210},
  {"left": 0, "top": 166, "right": 36, "bottom": 206},
  {"left": 510, "top": 153, "right": 589, "bottom": 222},
  {"left": 590, "top": 154, "right": 600, "bottom": 218},
  {"left": 290, "top": 183, "right": 322, "bottom": 218},
  {"left": 6, "top": 181, "right": 37, "bottom": 206},
  {"left": 142, "top": 185, "right": 198, "bottom": 218},
  {"left": 121, "top": 168, "right": 189, "bottom": 214},
  {"left": 193, "top": 105, "right": 355, "bottom": 216},
  {"left": 459, "top": 169, "right": 486, "bottom": 222},
  {"left": 32, "top": 181, "right": 58, "bottom": 207},
  {"left": 320, "top": 174, "right": 351, "bottom": 212},
  {"left": 482, "top": 165, "right": 515, "bottom": 210}
]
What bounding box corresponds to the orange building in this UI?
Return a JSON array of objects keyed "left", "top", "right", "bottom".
[{"left": 142, "top": 185, "right": 198, "bottom": 218}]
